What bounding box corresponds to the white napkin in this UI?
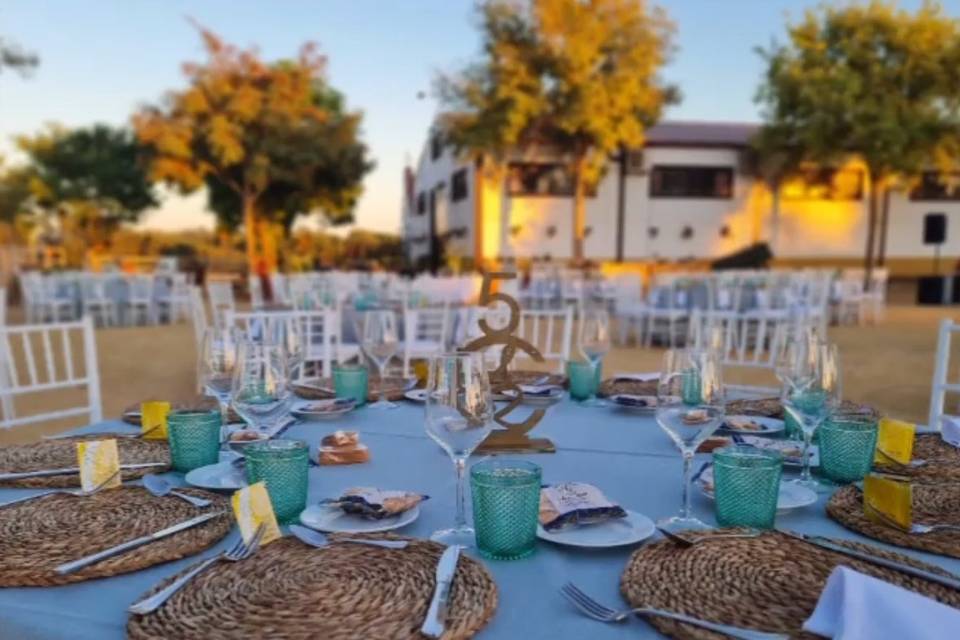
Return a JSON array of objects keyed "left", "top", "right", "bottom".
[
  {"left": 803, "top": 567, "right": 960, "bottom": 640},
  {"left": 940, "top": 416, "right": 960, "bottom": 448}
]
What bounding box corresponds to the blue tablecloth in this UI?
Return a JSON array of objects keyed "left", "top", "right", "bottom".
[{"left": 1, "top": 402, "right": 958, "bottom": 639}]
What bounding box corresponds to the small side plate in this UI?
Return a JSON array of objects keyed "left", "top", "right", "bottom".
[
  {"left": 404, "top": 389, "right": 428, "bottom": 403},
  {"left": 291, "top": 399, "right": 356, "bottom": 421},
  {"left": 299, "top": 504, "right": 420, "bottom": 533},
  {"left": 717, "top": 415, "right": 785, "bottom": 436},
  {"left": 536, "top": 509, "right": 655, "bottom": 548},
  {"left": 695, "top": 463, "right": 818, "bottom": 512},
  {"left": 609, "top": 394, "right": 658, "bottom": 415},
  {"left": 185, "top": 461, "right": 247, "bottom": 491}
]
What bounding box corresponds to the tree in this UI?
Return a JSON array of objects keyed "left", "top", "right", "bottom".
[
  {"left": 0, "top": 36, "right": 38, "bottom": 76},
  {"left": 438, "top": 0, "right": 676, "bottom": 262},
  {"left": 134, "top": 25, "right": 373, "bottom": 281},
  {"left": 755, "top": 1, "right": 960, "bottom": 277}
]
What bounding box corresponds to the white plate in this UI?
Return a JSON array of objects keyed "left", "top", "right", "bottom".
[
  {"left": 404, "top": 389, "right": 427, "bottom": 403},
  {"left": 735, "top": 435, "right": 820, "bottom": 467},
  {"left": 502, "top": 387, "right": 564, "bottom": 407},
  {"left": 695, "top": 464, "right": 818, "bottom": 511},
  {"left": 609, "top": 394, "right": 657, "bottom": 415},
  {"left": 537, "top": 509, "right": 656, "bottom": 548},
  {"left": 185, "top": 461, "right": 247, "bottom": 491},
  {"left": 299, "top": 503, "right": 420, "bottom": 533},
  {"left": 718, "top": 415, "right": 785, "bottom": 436},
  {"left": 291, "top": 399, "right": 356, "bottom": 420}
]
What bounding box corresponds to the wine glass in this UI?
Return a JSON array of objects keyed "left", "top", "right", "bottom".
[
  {"left": 782, "top": 340, "right": 841, "bottom": 492},
  {"left": 425, "top": 351, "right": 494, "bottom": 546},
  {"left": 362, "top": 310, "right": 399, "bottom": 409},
  {"left": 270, "top": 315, "right": 306, "bottom": 382},
  {"left": 230, "top": 341, "right": 292, "bottom": 434},
  {"left": 578, "top": 307, "right": 611, "bottom": 406},
  {"left": 656, "top": 348, "right": 726, "bottom": 531},
  {"left": 198, "top": 326, "right": 243, "bottom": 426}
]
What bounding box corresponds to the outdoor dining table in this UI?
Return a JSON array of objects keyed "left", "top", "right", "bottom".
[{"left": 1, "top": 400, "right": 958, "bottom": 639}]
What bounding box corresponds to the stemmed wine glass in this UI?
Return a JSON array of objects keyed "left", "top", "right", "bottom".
[
  {"left": 230, "top": 341, "right": 292, "bottom": 434},
  {"left": 782, "top": 340, "right": 841, "bottom": 492},
  {"left": 425, "top": 351, "right": 494, "bottom": 547},
  {"left": 578, "top": 307, "right": 611, "bottom": 406},
  {"left": 656, "top": 348, "right": 726, "bottom": 531},
  {"left": 198, "top": 326, "right": 243, "bottom": 426},
  {"left": 362, "top": 310, "right": 399, "bottom": 409},
  {"left": 270, "top": 315, "right": 306, "bottom": 382}
]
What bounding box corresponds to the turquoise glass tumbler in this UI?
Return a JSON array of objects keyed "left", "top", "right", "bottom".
[
  {"left": 470, "top": 459, "right": 541, "bottom": 560},
  {"left": 713, "top": 445, "right": 783, "bottom": 529},
  {"left": 244, "top": 439, "right": 309, "bottom": 523},
  {"left": 566, "top": 360, "right": 601, "bottom": 401},
  {"left": 333, "top": 364, "right": 369, "bottom": 406},
  {"left": 167, "top": 410, "right": 222, "bottom": 472},
  {"left": 819, "top": 416, "right": 879, "bottom": 483}
]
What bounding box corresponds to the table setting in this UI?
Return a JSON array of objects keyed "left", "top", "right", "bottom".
[{"left": 2, "top": 279, "right": 960, "bottom": 639}]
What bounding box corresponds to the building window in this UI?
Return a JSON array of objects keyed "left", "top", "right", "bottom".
[
  {"left": 649, "top": 166, "right": 734, "bottom": 199},
  {"left": 430, "top": 133, "right": 443, "bottom": 160},
  {"left": 910, "top": 171, "right": 960, "bottom": 201},
  {"left": 451, "top": 169, "right": 469, "bottom": 202},
  {"left": 506, "top": 162, "right": 596, "bottom": 197},
  {"left": 416, "top": 192, "right": 426, "bottom": 215},
  {"left": 781, "top": 168, "right": 864, "bottom": 201}
]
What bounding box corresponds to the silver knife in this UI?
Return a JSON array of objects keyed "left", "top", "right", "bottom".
[
  {"left": 420, "top": 545, "right": 461, "bottom": 638},
  {"left": 0, "top": 462, "right": 167, "bottom": 481},
  {"left": 55, "top": 511, "right": 223, "bottom": 575},
  {"left": 779, "top": 530, "right": 960, "bottom": 591}
]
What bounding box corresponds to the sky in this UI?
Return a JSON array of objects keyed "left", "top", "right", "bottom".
[{"left": 2, "top": 0, "right": 957, "bottom": 235}]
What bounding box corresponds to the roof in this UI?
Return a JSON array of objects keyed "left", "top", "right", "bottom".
[{"left": 644, "top": 120, "right": 760, "bottom": 148}]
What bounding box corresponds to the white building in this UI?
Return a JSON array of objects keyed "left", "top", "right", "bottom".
[{"left": 401, "top": 120, "right": 960, "bottom": 274}]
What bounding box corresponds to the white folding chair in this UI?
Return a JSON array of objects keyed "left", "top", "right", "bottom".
[
  {"left": 514, "top": 306, "right": 574, "bottom": 374},
  {"left": 123, "top": 275, "right": 157, "bottom": 325},
  {"left": 81, "top": 275, "right": 118, "bottom": 327},
  {"left": 611, "top": 273, "right": 647, "bottom": 345},
  {"left": 189, "top": 285, "right": 208, "bottom": 350},
  {"left": 206, "top": 280, "right": 236, "bottom": 327},
  {"left": 403, "top": 305, "right": 451, "bottom": 376},
  {"left": 0, "top": 316, "right": 102, "bottom": 429},
  {"left": 248, "top": 275, "right": 265, "bottom": 310},
  {"left": 156, "top": 273, "right": 191, "bottom": 324},
  {"left": 929, "top": 318, "right": 960, "bottom": 431},
  {"left": 227, "top": 309, "right": 342, "bottom": 379}
]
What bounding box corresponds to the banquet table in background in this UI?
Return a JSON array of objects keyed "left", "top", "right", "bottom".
[{"left": 1, "top": 402, "right": 957, "bottom": 640}]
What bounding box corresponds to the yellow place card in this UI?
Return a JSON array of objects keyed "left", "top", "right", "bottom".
[
  {"left": 141, "top": 401, "right": 171, "bottom": 440},
  {"left": 864, "top": 474, "right": 912, "bottom": 530},
  {"left": 231, "top": 482, "right": 281, "bottom": 546},
  {"left": 873, "top": 417, "right": 916, "bottom": 465},
  {"left": 75, "top": 439, "right": 122, "bottom": 492}
]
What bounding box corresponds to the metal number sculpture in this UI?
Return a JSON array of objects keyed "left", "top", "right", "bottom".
[{"left": 463, "top": 272, "right": 555, "bottom": 453}]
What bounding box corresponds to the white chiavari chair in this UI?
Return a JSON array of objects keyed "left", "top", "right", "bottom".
[
  {"left": 123, "top": 274, "right": 157, "bottom": 326},
  {"left": 0, "top": 316, "right": 102, "bottom": 429},
  {"left": 611, "top": 273, "right": 647, "bottom": 345},
  {"left": 206, "top": 280, "right": 236, "bottom": 327},
  {"left": 929, "top": 318, "right": 960, "bottom": 431},
  {"left": 514, "top": 305, "right": 574, "bottom": 374},
  {"left": 403, "top": 304, "right": 451, "bottom": 376},
  {"left": 644, "top": 274, "right": 688, "bottom": 347},
  {"left": 248, "top": 274, "right": 265, "bottom": 310},
  {"left": 80, "top": 274, "right": 118, "bottom": 327}
]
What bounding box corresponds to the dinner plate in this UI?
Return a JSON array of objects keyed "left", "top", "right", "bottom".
[
  {"left": 537, "top": 509, "right": 655, "bottom": 548},
  {"left": 291, "top": 398, "right": 356, "bottom": 420},
  {"left": 735, "top": 435, "right": 820, "bottom": 466},
  {"left": 185, "top": 460, "right": 247, "bottom": 491},
  {"left": 609, "top": 394, "right": 658, "bottom": 415},
  {"left": 694, "top": 463, "right": 818, "bottom": 511},
  {"left": 299, "top": 503, "right": 420, "bottom": 533},
  {"left": 501, "top": 386, "right": 564, "bottom": 407},
  {"left": 717, "top": 415, "right": 785, "bottom": 436},
  {"left": 404, "top": 389, "right": 428, "bottom": 403}
]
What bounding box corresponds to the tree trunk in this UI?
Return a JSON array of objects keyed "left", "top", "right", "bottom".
[
  {"left": 769, "top": 181, "right": 781, "bottom": 255},
  {"left": 242, "top": 195, "right": 269, "bottom": 301},
  {"left": 473, "top": 155, "right": 485, "bottom": 269},
  {"left": 863, "top": 172, "right": 880, "bottom": 289},
  {"left": 877, "top": 184, "right": 892, "bottom": 267},
  {"left": 615, "top": 146, "right": 627, "bottom": 263},
  {"left": 572, "top": 155, "right": 586, "bottom": 263}
]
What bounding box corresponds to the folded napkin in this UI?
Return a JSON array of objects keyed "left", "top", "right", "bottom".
[
  {"left": 539, "top": 482, "right": 626, "bottom": 531},
  {"left": 803, "top": 567, "right": 960, "bottom": 640},
  {"left": 941, "top": 416, "right": 960, "bottom": 448},
  {"left": 324, "top": 488, "right": 427, "bottom": 519}
]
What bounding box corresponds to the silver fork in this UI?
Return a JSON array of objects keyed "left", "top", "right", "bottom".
[
  {"left": 560, "top": 583, "right": 788, "bottom": 640},
  {"left": 128, "top": 524, "right": 266, "bottom": 615},
  {"left": 657, "top": 526, "right": 762, "bottom": 547},
  {"left": 0, "top": 469, "right": 120, "bottom": 509}
]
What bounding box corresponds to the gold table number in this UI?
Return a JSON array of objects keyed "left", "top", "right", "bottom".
[{"left": 463, "top": 272, "right": 556, "bottom": 453}]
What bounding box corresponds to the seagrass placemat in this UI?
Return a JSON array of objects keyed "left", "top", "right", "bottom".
[
  {"left": 873, "top": 434, "right": 960, "bottom": 481},
  {"left": 128, "top": 535, "right": 498, "bottom": 640},
  {"left": 621, "top": 529, "right": 960, "bottom": 640},
  {"left": 0, "top": 436, "right": 171, "bottom": 488},
  {"left": 122, "top": 397, "right": 240, "bottom": 425},
  {"left": 0, "top": 486, "right": 231, "bottom": 586},
  {"left": 723, "top": 398, "right": 879, "bottom": 420},
  {"left": 293, "top": 376, "right": 412, "bottom": 401},
  {"left": 598, "top": 378, "right": 658, "bottom": 398},
  {"left": 827, "top": 483, "right": 960, "bottom": 558}
]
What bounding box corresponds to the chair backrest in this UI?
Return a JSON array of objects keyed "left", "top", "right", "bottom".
[
  {"left": 189, "top": 285, "right": 208, "bottom": 349},
  {"left": 206, "top": 281, "right": 235, "bottom": 326},
  {"left": 0, "top": 316, "right": 102, "bottom": 429},
  {"left": 227, "top": 308, "right": 340, "bottom": 378},
  {"left": 248, "top": 275, "right": 264, "bottom": 310},
  {"left": 929, "top": 318, "right": 960, "bottom": 430},
  {"left": 404, "top": 305, "right": 451, "bottom": 346},
  {"left": 0, "top": 287, "right": 6, "bottom": 326},
  {"left": 515, "top": 305, "right": 574, "bottom": 373}
]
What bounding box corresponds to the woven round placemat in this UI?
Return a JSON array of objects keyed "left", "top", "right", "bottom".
[
  {"left": 621, "top": 529, "right": 960, "bottom": 639},
  {"left": 128, "top": 535, "right": 498, "bottom": 640},
  {"left": 873, "top": 434, "right": 960, "bottom": 481},
  {"left": 0, "top": 486, "right": 231, "bottom": 586},
  {"left": 724, "top": 397, "right": 879, "bottom": 420},
  {"left": 293, "top": 376, "right": 412, "bottom": 401},
  {"left": 827, "top": 483, "right": 960, "bottom": 558},
  {"left": 0, "top": 436, "right": 171, "bottom": 488},
  {"left": 122, "top": 397, "right": 240, "bottom": 425},
  {"left": 598, "top": 378, "right": 658, "bottom": 398}
]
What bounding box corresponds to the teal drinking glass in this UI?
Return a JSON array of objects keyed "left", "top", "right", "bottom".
[
  {"left": 244, "top": 439, "right": 309, "bottom": 523},
  {"left": 819, "top": 415, "right": 879, "bottom": 483},
  {"left": 681, "top": 368, "right": 702, "bottom": 405},
  {"left": 470, "top": 459, "right": 541, "bottom": 560},
  {"left": 167, "top": 410, "right": 222, "bottom": 472},
  {"left": 333, "top": 363, "right": 369, "bottom": 406},
  {"left": 566, "top": 359, "right": 601, "bottom": 401},
  {"left": 713, "top": 445, "right": 783, "bottom": 529}
]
